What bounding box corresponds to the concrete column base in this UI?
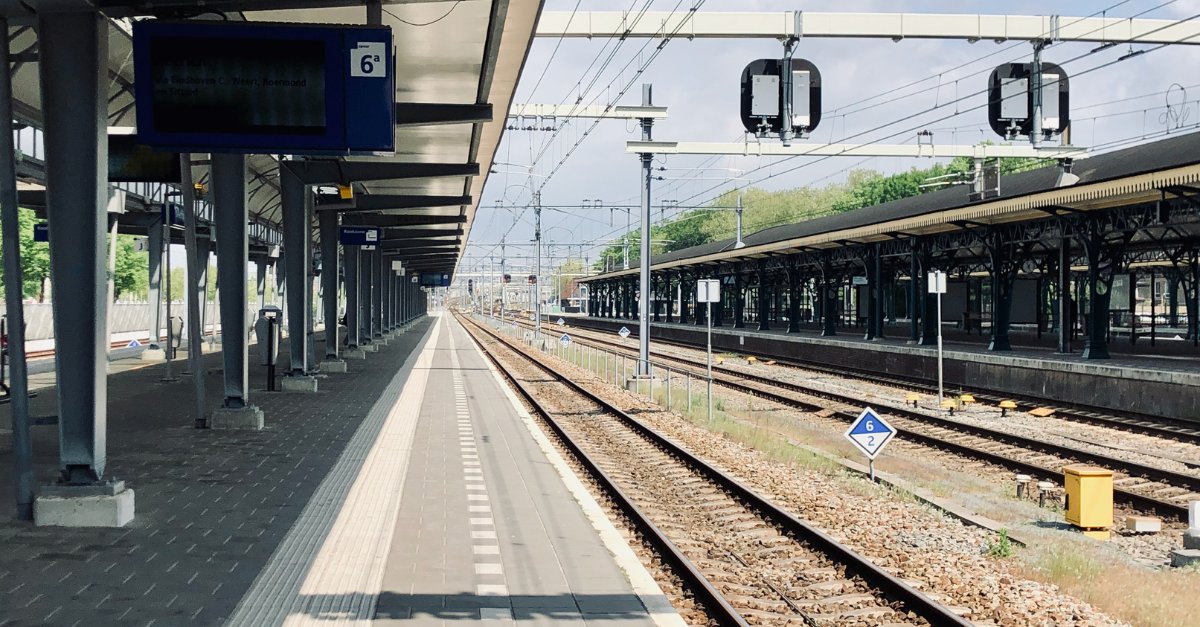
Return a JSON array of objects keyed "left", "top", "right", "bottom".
[
  {"left": 344, "top": 348, "right": 366, "bottom": 359},
  {"left": 211, "top": 405, "right": 265, "bottom": 430},
  {"left": 1171, "top": 549, "right": 1200, "bottom": 567},
  {"left": 1184, "top": 530, "right": 1200, "bottom": 550},
  {"left": 35, "top": 481, "right": 134, "bottom": 527},
  {"left": 363, "top": 344, "right": 379, "bottom": 353},
  {"left": 321, "top": 359, "right": 348, "bottom": 373},
  {"left": 281, "top": 375, "right": 318, "bottom": 392},
  {"left": 141, "top": 347, "right": 167, "bottom": 361},
  {"left": 624, "top": 375, "right": 660, "bottom": 396}
]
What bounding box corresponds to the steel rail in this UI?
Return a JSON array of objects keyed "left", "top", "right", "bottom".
[
  {"left": 521, "top": 318, "right": 1194, "bottom": 521},
  {"left": 461, "top": 316, "right": 748, "bottom": 627},
  {"left": 461, "top": 313, "right": 973, "bottom": 627}
]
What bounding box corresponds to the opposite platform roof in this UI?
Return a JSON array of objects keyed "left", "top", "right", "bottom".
[{"left": 584, "top": 130, "right": 1200, "bottom": 281}]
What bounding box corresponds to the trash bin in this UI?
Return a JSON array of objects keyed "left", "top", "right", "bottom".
[
  {"left": 167, "top": 316, "right": 184, "bottom": 350},
  {"left": 255, "top": 307, "right": 282, "bottom": 367}
]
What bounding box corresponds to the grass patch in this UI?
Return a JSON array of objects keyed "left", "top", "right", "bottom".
[
  {"left": 1017, "top": 540, "right": 1200, "bottom": 627},
  {"left": 987, "top": 529, "right": 1014, "bottom": 558}
]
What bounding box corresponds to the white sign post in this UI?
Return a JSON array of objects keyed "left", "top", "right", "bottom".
[
  {"left": 927, "top": 270, "right": 947, "bottom": 407},
  {"left": 697, "top": 279, "right": 721, "bottom": 423},
  {"left": 843, "top": 407, "right": 897, "bottom": 482}
]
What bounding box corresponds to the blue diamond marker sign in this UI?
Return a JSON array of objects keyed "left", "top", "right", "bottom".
[
  {"left": 560, "top": 333, "right": 571, "bottom": 347},
  {"left": 618, "top": 326, "right": 631, "bottom": 339},
  {"left": 843, "top": 407, "right": 896, "bottom": 460}
]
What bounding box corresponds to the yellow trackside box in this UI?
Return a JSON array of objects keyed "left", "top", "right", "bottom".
[{"left": 1063, "top": 464, "right": 1113, "bottom": 530}]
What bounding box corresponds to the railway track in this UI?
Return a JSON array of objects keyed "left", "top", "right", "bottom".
[
  {"left": 24, "top": 338, "right": 151, "bottom": 360},
  {"left": 459, "top": 313, "right": 973, "bottom": 627},
  {"left": 545, "top": 316, "right": 1200, "bottom": 445},
  {"left": 508, "top": 317, "right": 1197, "bottom": 521}
]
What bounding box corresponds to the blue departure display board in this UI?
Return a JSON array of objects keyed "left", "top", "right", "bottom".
[
  {"left": 339, "top": 225, "right": 380, "bottom": 246},
  {"left": 133, "top": 21, "right": 395, "bottom": 155},
  {"left": 420, "top": 273, "right": 451, "bottom": 287}
]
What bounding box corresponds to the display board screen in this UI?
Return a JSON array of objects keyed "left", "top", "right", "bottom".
[
  {"left": 108, "top": 134, "right": 181, "bottom": 182},
  {"left": 420, "top": 273, "right": 451, "bottom": 287},
  {"left": 149, "top": 36, "right": 327, "bottom": 136},
  {"left": 134, "top": 21, "right": 394, "bottom": 155}
]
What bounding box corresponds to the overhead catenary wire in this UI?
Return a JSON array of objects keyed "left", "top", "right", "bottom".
[{"left": 674, "top": 11, "right": 1200, "bottom": 212}]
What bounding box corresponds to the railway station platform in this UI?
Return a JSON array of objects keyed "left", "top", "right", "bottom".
[
  {"left": 560, "top": 315, "right": 1200, "bottom": 422},
  {"left": 0, "top": 313, "right": 676, "bottom": 626}
]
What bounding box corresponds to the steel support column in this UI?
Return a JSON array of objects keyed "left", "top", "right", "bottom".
[
  {"left": 787, "top": 266, "right": 801, "bottom": 333},
  {"left": 255, "top": 257, "right": 268, "bottom": 311},
  {"left": 987, "top": 232, "right": 1016, "bottom": 352},
  {"left": 1058, "top": 236, "right": 1072, "bottom": 353},
  {"left": 281, "top": 166, "right": 310, "bottom": 374},
  {"left": 733, "top": 273, "right": 746, "bottom": 329},
  {"left": 371, "top": 248, "right": 383, "bottom": 338},
  {"left": 382, "top": 258, "right": 392, "bottom": 331},
  {"left": 863, "top": 249, "right": 877, "bottom": 341},
  {"left": 757, "top": 264, "right": 770, "bottom": 331},
  {"left": 1, "top": 14, "right": 33, "bottom": 517},
  {"left": 147, "top": 218, "right": 164, "bottom": 348},
  {"left": 373, "top": 249, "right": 383, "bottom": 337},
  {"left": 212, "top": 153, "right": 252, "bottom": 407},
  {"left": 195, "top": 230, "right": 211, "bottom": 334},
  {"left": 909, "top": 239, "right": 920, "bottom": 342},
  {"left": 39, "top": 10, "right": 109, "bottom": 483},
  {"left": 1080, "top": 230, "right": 1116, "bottom": 360},
  {"left": 345, "top": 246, "right": 360, "bottom": 348},
  {"left": 320, "top": 210, "right": 339, "bottom": 357},
  {"left": 918, "top": 242, "right": 938, "bottom": 345},
  {"left": 822, "top": 263, "right": 837, "bottom": 337},
  {"left": 871, "top": 246, "right": 884, "bottom": 339},
  {"left": 359, "top": 249, "right": 373, "bottom": 342}
]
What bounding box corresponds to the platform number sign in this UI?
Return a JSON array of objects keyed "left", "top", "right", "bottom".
[
  {"left": 618, "top": 326, "right": 631, "bottom": 339},
  {"left": 351, "top": 41, "right": 387, "bottom": 78},
  {"left": 843, "top": 407, "right": 896, "bottom": 460}
]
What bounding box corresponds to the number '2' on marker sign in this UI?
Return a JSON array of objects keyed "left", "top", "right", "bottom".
[{"left": 843, "top": 407, "right": 896, "bottom": 460}]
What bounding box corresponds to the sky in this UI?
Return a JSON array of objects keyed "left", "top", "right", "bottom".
[{"left": 460, "top": 0, "right": 1200, "bottom": 278}]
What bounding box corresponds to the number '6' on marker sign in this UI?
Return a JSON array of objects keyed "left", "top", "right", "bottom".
[{"left": 843, "top": 407, "right": 897, "bottom": 460}]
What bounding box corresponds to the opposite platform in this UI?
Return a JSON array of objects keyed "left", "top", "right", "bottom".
[{"left": 562, "top": 314, "right": 1200, "bottom": 421}]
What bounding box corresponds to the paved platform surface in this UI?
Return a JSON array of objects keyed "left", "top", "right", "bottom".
[
  {"left": 371, "top": 317, "right": 669, "bottom": 626},
  {"left": 0, "top": 320, "right": 430, "bottom": 625},
  {"left": 0, "top": 314, "right": 677, "bottom": 626}
]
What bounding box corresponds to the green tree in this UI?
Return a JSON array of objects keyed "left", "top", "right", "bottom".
[
  {"left": 0, "top": 207, "right": 52, "bottom": 301},
  {"left": 111, "top": 234, "right": 148, "bottom": 300}
]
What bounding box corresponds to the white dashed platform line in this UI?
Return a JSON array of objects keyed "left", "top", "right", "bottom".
[{"left": 447, "top": 331, "right": 507, "bottom": 618}]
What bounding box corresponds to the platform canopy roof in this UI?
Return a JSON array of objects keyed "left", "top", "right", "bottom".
[
  {"left": 2, "top": 0, "right": 542, "bottom": 276},
  {"left": 584, "top": 130, "right": 1200, "bottom": 281}
]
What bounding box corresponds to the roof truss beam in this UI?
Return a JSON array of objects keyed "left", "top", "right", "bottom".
[
  {"left": 627, "top": 141, "right": 1088, "bottom": 159},
  {"left": 395, "top": 102, "right": 493, "bottom": 126},
  {"left": 282, "top": 160, "right": 480, "bottom": 185},
  {"left": 536, "top": 11, "right": 1200, "bottom": 45},
  {"left": 321, "top": 194, "right": 471, "bottom": 213},
  {"left": 344, "top": 214, "right": 467, "bottom": 227}
]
